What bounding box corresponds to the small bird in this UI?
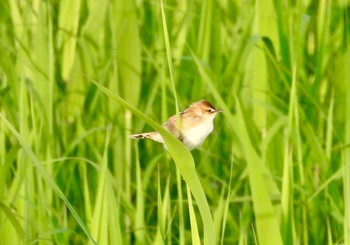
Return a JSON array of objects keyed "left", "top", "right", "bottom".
[{"left": 129, "top": 100, "right": 223, "bottom": 150}]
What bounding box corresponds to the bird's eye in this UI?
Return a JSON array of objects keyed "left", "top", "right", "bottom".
[{"left": 207, "top": 109, "right": 212, "bottom": 112}]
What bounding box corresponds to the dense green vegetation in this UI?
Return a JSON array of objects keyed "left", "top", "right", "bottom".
[{"left": 0, "top": 0, "right": 349, "bottom": 244}]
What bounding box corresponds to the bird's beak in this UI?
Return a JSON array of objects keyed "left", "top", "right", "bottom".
[{"left": 215, "top": 109, "right": 224, "bottom": 113}]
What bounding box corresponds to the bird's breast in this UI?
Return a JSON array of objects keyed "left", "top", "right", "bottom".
[{"left": 182, "top": 120, "right": 214, "bottom": 150}]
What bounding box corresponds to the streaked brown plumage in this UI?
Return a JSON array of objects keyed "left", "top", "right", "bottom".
[{"left": 129, "top": 100, "right": 223, "bottom": 150}]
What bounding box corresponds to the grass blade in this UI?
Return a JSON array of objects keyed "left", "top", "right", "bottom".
[
  {"left": 91, "top": 79, "right": 216, "bottom": 244},
  {"left": 0, "top": 113, "right": 96, "bottom": 245},
  {"left": 187, "top": 184, "right": 200, "bottom": 244},
  {"left": 191, "top": 49, "right": 282, "bottom": 244}
]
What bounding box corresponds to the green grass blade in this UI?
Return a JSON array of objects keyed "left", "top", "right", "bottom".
[
  {"left": 281, "top": 131, "right": 293, "bottom": 244},
  {"left": 235, "top": 97, "right": 283, "bottom": 245},
  {"left": 113, "top": 0, "right": 142, "bottom": 107},
  {"left": 190, "top": 49, "right": 282, "bottom": 244},
  {"left": 187, "top": 184, "right": 201, "bottom": 244},
  {"left": 90, "top": 126, "right": 115, "bottom": 245},
  {"left": 91, "top": 79, "right": 216, "bottom": 245},
  {"left": 57, "top": 0, "right": 81, "bottom": 81},
  {"left": 155, "top": 170, "right": 165, "bottom": 244},
  {"left": 160, "top": 0, "right": 181, "bottom": 123},
  {"left": 135, "top": 146, "right": 146, "bottom": 243},
  {"left": 155, "top": 171, "right": 170, "bottom": 243},
  {"left": 0, "top": 202, "right": 24, "bottom": 242},
  {"left": 325, "top": 91, "right": 334, "bottom": 161},
  {"left": 176, "top": 167, "right": 185, "bottom": 245},
  {"left": 197, "top": 0, "right": 212, "bottom": 62},
  {"left": 0, "top": 113, "right": 96, "bottom": 245},
  {"left": 342, "top": 45, "right": 350, "bottom": 245},
  {"left": 220, "top": 155, "right": 234, "bottom": 244}
]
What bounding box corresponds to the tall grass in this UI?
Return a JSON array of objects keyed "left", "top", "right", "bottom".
[{"left": 0, "top": 0, "right": 349, "bottom": 244}]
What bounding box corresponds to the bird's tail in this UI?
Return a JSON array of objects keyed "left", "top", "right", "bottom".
[
  {"left": 129, "top": 131, "right": 164, "bottom": 143},
  {"left": 129, "top": 132, "right": 153, "bottom": 139}
]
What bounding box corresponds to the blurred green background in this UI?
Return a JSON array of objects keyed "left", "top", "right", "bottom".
[{"left": 0, "top": 0, "right": 349, "bottom": 244}]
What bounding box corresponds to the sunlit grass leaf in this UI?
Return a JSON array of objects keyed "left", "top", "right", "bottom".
[
  {"left": 91, "top": 79, "right": 216, "bottom": 245},
  {"left": 114, "top": 0, "right": 142, "bottom": 107},
  {"left": 187, "top": 185, "right": 200, "bottom": 244},
  {"left": 234, "top": 97, "right": 283, "bottom": 245},
  {"left": 190, "top": 50, "right": 282, "bottom": 245},
  {"left": 0, "top": 113, "right": 97, "bottom": 245},
  {"left": 0, "top": 202, "right": 24, "bottom": 242},
  {"left": 58, "top": 0, "right": 81, "bottom": 81}
]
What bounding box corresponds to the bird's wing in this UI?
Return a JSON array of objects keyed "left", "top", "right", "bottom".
[{"left": 161, "top": 113, "right": 183, "bottom": 141}]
